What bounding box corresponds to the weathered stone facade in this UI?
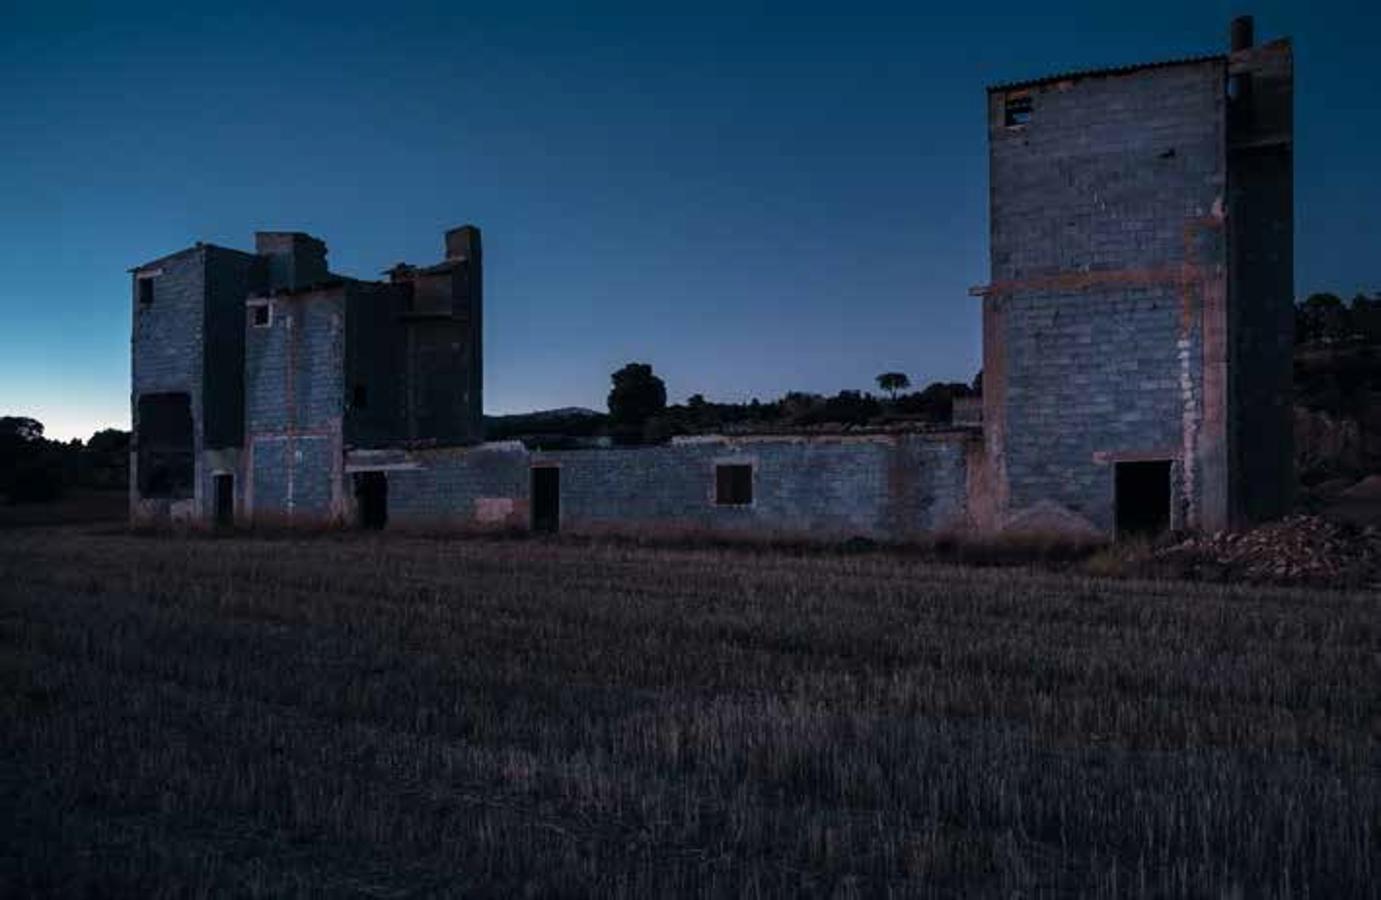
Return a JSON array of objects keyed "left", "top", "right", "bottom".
[
  {"left": 379, "top": 433, "right": 972, "bottom": 538},
  {"left": 131, "top": 227, "right": 485, "bottom": 527},
  {"left": 128, "top": 17, "right": 1294, "bottom": 541},
  {"left": 977, "top": 18, "right": 1293, "bottom": 535}
]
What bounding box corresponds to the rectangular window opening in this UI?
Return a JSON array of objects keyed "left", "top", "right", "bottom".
[
  {"left": 1004, "top": 92, "right": 1033, "bottom": 128},
  {"left": 715, "top": 464, "right": 753, "bottom": 506},
  {"left": 138, "top": 277, "right": 155, "bottom": 306},
  {"left": 136, "top": 392, "right": 194, "bottom": 499},
  {"left": 250, "top": 303, "right": 271, "bottom": 327}
]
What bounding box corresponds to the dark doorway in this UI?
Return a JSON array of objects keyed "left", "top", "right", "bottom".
[
  {"left": 1115, "top": 460, "right": 1172, "bottom": 538},
  {"left": 531, "top": 467, "right": 559, "bottom": 533},
  {"left": 213, "top": 474, "right": 234, "bottom": 528},
  {"left": 354, "top": 472, "right": 388, "bottom": 530}
]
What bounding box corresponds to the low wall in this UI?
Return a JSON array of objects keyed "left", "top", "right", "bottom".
[{"left": 378, "top": 432, "right": 975, "bottom": 540}]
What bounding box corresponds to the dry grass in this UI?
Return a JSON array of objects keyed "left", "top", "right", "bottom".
[
  {"left": 0, "top": 489, "right": 126, "bottom": 530},
  {"left": 1, "top": 527, "right": 1378, "bottom": 897}
]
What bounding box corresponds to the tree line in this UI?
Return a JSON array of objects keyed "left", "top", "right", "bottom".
[
  {"left": 1296, "top": 292, "right": 1381, "bottom": 345},
  {"left": 0, "top": 418, "right": 129, "bottom": 503},
  {"left": 489, "top": 364, "right": 981, "bottom": 446}
]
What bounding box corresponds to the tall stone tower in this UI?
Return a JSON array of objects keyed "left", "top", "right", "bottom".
[
  {"left": 129, "top": 243, "right": 262, "bottom": 523},
  {"left": 976, "top": 17, "right": 1293, "bottom": 535}
]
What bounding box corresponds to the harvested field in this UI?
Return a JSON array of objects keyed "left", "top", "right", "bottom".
[{"left": 1, "top": 527, "right": 1378, "bottom": 897}]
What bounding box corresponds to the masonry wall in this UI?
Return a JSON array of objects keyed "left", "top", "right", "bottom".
[
  {"left": 203, "top": 247, "right": 263, "bottom": 450},
  {"left": 985, "top": 60, "right": 1228, "bottom": 533},
  {"left": 1227, "top": 40, "right": 1295, "bottom": 524},
  {"left": 402, "top": 263, "right": 483, "bottom": 446},
  {"left": 345, "top": 282, "right": 409, "bottom": 448},
  {"left": 130, "top": 247, "right": 206, "bottom": 522},
  {"left": 380, "top": 434, "right": 974, "bottom": 539},
  {"left": 244, "top": 288, "right": 347, "bottom": 522}
]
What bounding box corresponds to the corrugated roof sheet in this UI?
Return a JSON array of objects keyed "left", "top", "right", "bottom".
[{"left": 987, "top": 53, "right": 1225, "bottom": 94}]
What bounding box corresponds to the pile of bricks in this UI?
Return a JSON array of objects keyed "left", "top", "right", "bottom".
[{"left": 1159, "top": 515, "right": 1381, "bottom": 587}]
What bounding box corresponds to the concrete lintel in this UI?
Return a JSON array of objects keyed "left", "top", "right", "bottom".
[{"left": 1091, "top": 448, "right": 1181, "bottom": 466}]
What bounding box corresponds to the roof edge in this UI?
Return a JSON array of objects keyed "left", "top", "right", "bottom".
[
  {"left": 127, "top": 241, "right": 255, "bottom": 273},
  {"left": 987, "top": 52, "right": 1226, "bottom": 94}
]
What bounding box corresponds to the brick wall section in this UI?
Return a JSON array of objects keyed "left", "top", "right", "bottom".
[
  {"left": 1000, "top": 288, "right": 1195, "bottom": 529},
  {"left": 386, "top": 444, "right": 530, "bottom": 526},
  {"left": 251, "top": 440, "right": 289, "bottom": 516},
  {"left": 381, "top": 434, "right": 973, "bottom": 539},
  {"left": 245, "top": 288, "right": 346, "bottom": 434},
  {"left": 986, "top": 60, "right": 1227, "bottom": 533}
]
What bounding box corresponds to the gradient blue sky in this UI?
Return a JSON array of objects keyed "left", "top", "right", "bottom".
[{"left": 1, "top": 1, "right": 1376, "bottom": 441}]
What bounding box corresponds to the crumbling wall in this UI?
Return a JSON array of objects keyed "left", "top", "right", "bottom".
[{"left": 984, "top": 60, "right": 1227, "bottom": 533}]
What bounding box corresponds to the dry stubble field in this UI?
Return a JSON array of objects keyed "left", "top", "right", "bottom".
[{"left": 1, "top": 526, "right": 1378, "bottom": 897}]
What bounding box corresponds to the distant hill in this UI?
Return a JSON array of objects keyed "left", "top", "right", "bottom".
[{"left": 484, "top": 408, "right": 607, "bottom": 441}]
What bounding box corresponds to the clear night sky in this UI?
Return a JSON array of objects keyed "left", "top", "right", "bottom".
[{"left": 1, "top": 1, "right": 1376, "bottom": 441}]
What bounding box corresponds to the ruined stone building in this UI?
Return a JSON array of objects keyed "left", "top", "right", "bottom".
[
  {"left": 130, "top": 227, "right": 483, "bottom": 527},
  {"left": 130, "top": 17, "right": 1293, "bottom": 539}
]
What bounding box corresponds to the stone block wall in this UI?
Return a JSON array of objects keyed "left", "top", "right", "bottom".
[
  {"left": 378, "top": 433, "right": 974, "bottom": 539},
  {"left": 130, "top": 247, "right": 206, "bottom": 522},
  {"left": 244, "top": 287, "right": 347, "bottom": 522},
  {"left": 985, "top": 59, "right": 1229, "bottom": 533},
  {"left": 202, "top": 246, "right": 263, "bottom": 451}
]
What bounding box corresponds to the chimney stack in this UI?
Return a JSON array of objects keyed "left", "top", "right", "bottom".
[
  {"left": 254, "top": 231, "right": 329, "bottom": 292},
  {"left": 1230, "top": 15, "right": 1254, "bottom": 52},
  {"left": 445, "top": 225, "right": 481, "bottom": 261}
]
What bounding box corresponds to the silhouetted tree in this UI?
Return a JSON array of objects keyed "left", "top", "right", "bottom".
[
  {"left": 0, "top": 416, "right": 44, "bottom": 442},
  {"left": 607, "top": 363, "right": 667, "bottom": 443},
  {"left": 1350, "top": 293, "right": 1381, "bottom": 343},
  {"left": 1297, "top": 293, "right": 1350, "bottom": 344},
  {"left": 895, "top": 382, "right": 974, "bottom": 423},
  {"left": 0, "top": 416, "right": 63, "bottom": 503},
  {"left": 876, "top": 372, "right": 911, "bottom": 400},
  {"left": 82, "top": 428, "right": 131, "bottom": 489}
]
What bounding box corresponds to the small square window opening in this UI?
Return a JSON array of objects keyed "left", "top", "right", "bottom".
[
  {"left": 1004, "top": 93, "right": 1033, "bottom": 128},
  {"left": 138, "top": 278, "right": 155, "bottom": 306},
  {"left": 715, "top": 464, "right": 753, "bottom": 506},
  {"left": 251, "top": 304, "right": 271, "bottom": 327}
]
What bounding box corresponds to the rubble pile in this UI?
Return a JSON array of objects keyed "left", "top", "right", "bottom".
[{"left": 1158, "top": 514, "right": 1381, "bottom": 587}]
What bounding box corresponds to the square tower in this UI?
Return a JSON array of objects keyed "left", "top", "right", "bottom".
[
  {"left": 129, "top": 243, "right": 262, "bottom": 523},
  {"left": 977, "top": 17, "right": 1292, "bottom": 535}
]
